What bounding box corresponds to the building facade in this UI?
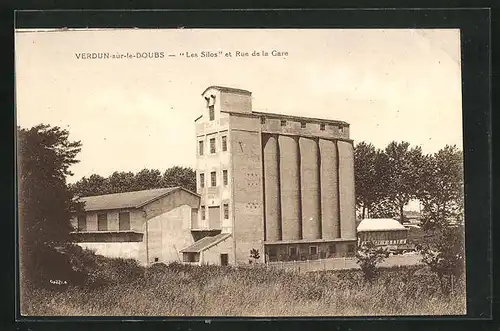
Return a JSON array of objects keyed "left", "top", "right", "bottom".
[
  {"left": 195, "top": 86, "right": 358, "bottom": 264},
  {"left": 356, "top": 218, "right": 409, "bottom": 248},
  {"left": 70, "top": 187, "right": 203, "bottom": 265}
]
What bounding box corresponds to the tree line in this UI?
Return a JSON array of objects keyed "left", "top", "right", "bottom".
[
  {"left": 69, "top": 166, "right": 196, "bottom": 197},
  {"left": 354, "top": 141, "right": 464, "bottom": 228}
]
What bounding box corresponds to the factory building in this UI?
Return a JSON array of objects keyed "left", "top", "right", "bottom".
[{"left": 195, "top": 86, "right": 357, "bottom": 264}]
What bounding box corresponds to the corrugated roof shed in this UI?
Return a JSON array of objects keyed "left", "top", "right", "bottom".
[
  {"left": 78, "top": 187, "right": 196, "bottom": 211},
  {"left": 357, "top": 218, "right": 407, "bottom": 232},
  {"left": 180, "top": 233, "right": 231, "bottom": 253}
]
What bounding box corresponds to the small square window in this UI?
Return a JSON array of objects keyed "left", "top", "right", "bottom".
[
  {"left": 280, "top": 120, "right": 287, "bottom": 126},
  {"left": 222, "top": 136, "right": 227, "bottom": 151},
  {"left": 211, "top": 171, "right": 216, "bottom": 187},
  {"left": 260, "top": 117, "right": 266, "bottom": 124},
  {"left": 199, "top": 141, "right": 204, "bottom": 155},
  {"left": 309, "top": 246, "right": 318, "bottom": 255},
  {"left": 199, "top": 173, "right": 205, "bottom": 188},
  {"left": 320, "top": 123, "right": 326, "bottom": 130},
  {"left": 223, "top": 204, "right": 229, "bottom": 219},
  {"left": 210, "top": 138, "right": 216, "bottom": 153},
  {"left": 289, "top": 247, "right": 297, "bottom": 256},
  {"left": 301, "top": 122, "right": 306, "bottom": 128},
  {"left": 223, "top": 170, "right": 228, "bottom": 185},
  {"left": 154, "top": 257, "right": 159, "bottom": 262},
  {"left": 209, "top": 105, "right": 215, "bottom": 121}
]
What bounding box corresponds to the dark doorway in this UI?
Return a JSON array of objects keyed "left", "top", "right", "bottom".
[{"left": 220, "top": 253, "right": 229, "bottom": 266}]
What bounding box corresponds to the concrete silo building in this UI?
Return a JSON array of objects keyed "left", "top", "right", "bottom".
[{"left": 194, "top": 86, "right": 357, "bottom": 264}]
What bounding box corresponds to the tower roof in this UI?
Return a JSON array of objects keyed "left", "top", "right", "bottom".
[{"left": 201, "top": 86, "right": 252, "bottom": 96}]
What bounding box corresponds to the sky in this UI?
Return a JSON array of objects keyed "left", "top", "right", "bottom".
[{"left": 15, "top": 28, "right": 462, "bottom": 187}]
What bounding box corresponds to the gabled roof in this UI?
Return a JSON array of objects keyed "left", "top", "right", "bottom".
[
  {"left": 180, "top": 233, "right": 231, "bottom": 253},
  {"left": 77, "top": 187, "right": 199, "bottom": 212},
  {"left": 201, "top": 86, "right": 252, "bottom": 96},
  {"left": 357, "top": 218, "right": 407, "bottom": 232}
]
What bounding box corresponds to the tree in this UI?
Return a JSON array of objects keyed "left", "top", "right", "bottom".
[
  {"left": 354, "top": 142, "right": 390, "bottom": 218},
  {"left": 108, "top": 171, "right": 136, "bottom": 193},
  {"left": 384, "top": 141, "right": 425, "bottom": 223},
  {"left": 417, "top": 225, "right": 465, "bottom": 294},
  {"left": 355, "top": 241, "right": 389, "bottom": 282},
  {"left": 70, "top": 174, "right": 111, "bottom": 197},
  {"left": 133, "top": 168, "right": 162, "bottom": 191},
  {"left": 417, "top": 145, "right": 464, "bottom": 230},
  {"left": 162, "top": 166, "right": 196, "bottom": 192},
  {"left": 249, "top": 248, "right": 260, "bottom": 264},
  {"left": 17, "top": 124, "right": 82, "bottom": 286}
]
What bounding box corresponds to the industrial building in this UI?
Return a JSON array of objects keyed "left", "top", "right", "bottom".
[
  {"left": 356, "top": 218, "right": 409, "bottom": 248},
  {"left": 195, "top": 86, "right": 357, "bottom": 264},
  {"left": 71, "top": 86, "right": 358, "bottom": 266}
]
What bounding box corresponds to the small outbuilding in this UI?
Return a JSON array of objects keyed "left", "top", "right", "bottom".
[{"left": 356, "top": 218, "right": 409, "bottom": 247}]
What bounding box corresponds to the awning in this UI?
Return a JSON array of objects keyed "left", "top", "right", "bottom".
[{"left": 180, "top": 233, "right": 231, "bottom": 253}]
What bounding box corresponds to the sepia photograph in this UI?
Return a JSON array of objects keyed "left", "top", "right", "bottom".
[{"left": 15, "top": 27, "right": 466, "bottom": 316}]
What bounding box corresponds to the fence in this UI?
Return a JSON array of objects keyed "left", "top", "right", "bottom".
[{"left": 266, "top": 253, "right": 423, "bottom": 273}]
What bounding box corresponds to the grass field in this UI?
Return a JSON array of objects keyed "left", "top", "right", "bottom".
[{"left": 20, "top": 259, "right": 466, "bottom": 317}]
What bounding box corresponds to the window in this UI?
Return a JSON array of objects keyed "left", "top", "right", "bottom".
[
  {"left": 320, "top": 123, "right": 326, "bottom": 130},
  {"left": 183, "top": 252, "right": 200, "bottom": 262},
  {"left": 328, "top": 245, "right": 336, "bottom": 254},
  {"left": 280, "top": 120, "right": 287, "bottom": 126},
  {"left": 220, "top": 254, "right": 229, "bottom": 266},
  {"left": 223, "top": 170, "right": 228, "bottom": 185},
  {"left": 339, "top": 126, "right": 344, "bottom": 133},
  {"left": 223, "top": 203, "right": 229, "bottom": 219},
  {"left": 201, "top": 206, "right": 206, "bottom": 220},
  {"left": 260, "top": 117, "right": 266, "bottom": 124},
  {"left": 211, "top": 171, "right": 216, "bottom": 186},
  {"left": 97, "top": 213, "right": 108, "bottom": 231},
  {"left": 119, "top": 212, "right": 131, "bottom": 231},
  {"left": 154, "top": 257, "right": 159, "bottom": 262},
  {"left": 348, "top": 244, "right": 355, "bottom": 253},
  {"left": 77, "top": 215, "right": 86, "bottom": 231},
  {"left": 222, "top": 136, "right": 227, "bottom": 151},
  {"left": 210, "top": 138, "right": 216, "bottom": 153},
  {"left": 209, "top": 105, "right": 215, "bottom": 121},
  {"left": 199, "top": 173, "right": 205, "bottom": 188},
  {"left": 289, "top": 247, "right": 297, "bottom": 256},
  {"left": 199, "top": 141, "right": 204, "bottom": 155},
  {"left": 309, "top": 246, "right": 318, "bottom": 255},
  {"left": 301, "top": 122, "right": 306, "bottom": 128}
]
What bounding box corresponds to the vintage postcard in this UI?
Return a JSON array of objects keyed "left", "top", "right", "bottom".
[{"left": 16, "top": 27, "right": 466, "bottom": 316}]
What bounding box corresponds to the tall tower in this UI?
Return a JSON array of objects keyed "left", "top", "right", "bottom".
[{"left": 195, "top": 86, "right": 357, "bottom": 265}]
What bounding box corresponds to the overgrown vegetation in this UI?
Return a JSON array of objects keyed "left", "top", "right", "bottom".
[
  {"left": 20, "top": 258, "right": 465, "bottom": 316},
  {"left": 355, "top": 241, "right": 390, "bottom": 282}
]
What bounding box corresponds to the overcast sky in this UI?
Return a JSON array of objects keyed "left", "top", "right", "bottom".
[{"left": 15, "top": 28, "right": 462, "bottom": 185}]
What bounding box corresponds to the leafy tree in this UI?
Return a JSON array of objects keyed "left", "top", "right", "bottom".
[
  {"left": 384, "top": 141, "right": 425, "bottom": 223},
  {"left": 355, "top": 241, "right": 389, "bottom": 282},
  {"left": 162, "top": 166, "right": 196, "bottom": 192},
  {"left": 70, "top": 174, "right": 111, "bottom": 197},
  {"left": 354, "top": 142, "right": 390, "bottom": 218},
  {"left": 133, "top": 168, "right": 162, "bottom": 191},
  {"left": 417, "top": 145, "right": 464, "bottom": 230},
  {"left": 17, "top": 124, "right": 82, "bottom": 286},
  {"left": 417, "top": 225, "right": 465, "bottom": 294},
  {"left": 108, "top": 171, "right": 136, "bottom": 193}
]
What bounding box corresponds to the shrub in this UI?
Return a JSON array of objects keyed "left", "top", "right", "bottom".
[{"left": 356, "top": 241, "right": 390, "bottom": 282}]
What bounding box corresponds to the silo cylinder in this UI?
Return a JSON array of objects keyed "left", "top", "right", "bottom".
[
  {"left": 338, "top": 140, "right": 357, "bottom": 239},
  {"left": 299, "top": 137, "right": 321, "bottom": 240},
  {"left": 279, "top": 135, "right": 301, "bottom": 241},
  {"left": 319, "top": 139, "right": 340, "bottom": 239},
  {"left": 263, "top": 135, "right": 281, "bottom": 242}
]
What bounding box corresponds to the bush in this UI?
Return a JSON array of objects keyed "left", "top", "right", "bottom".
[{"left": 356, "top": 241, "right": 390, "bottom": 282}]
